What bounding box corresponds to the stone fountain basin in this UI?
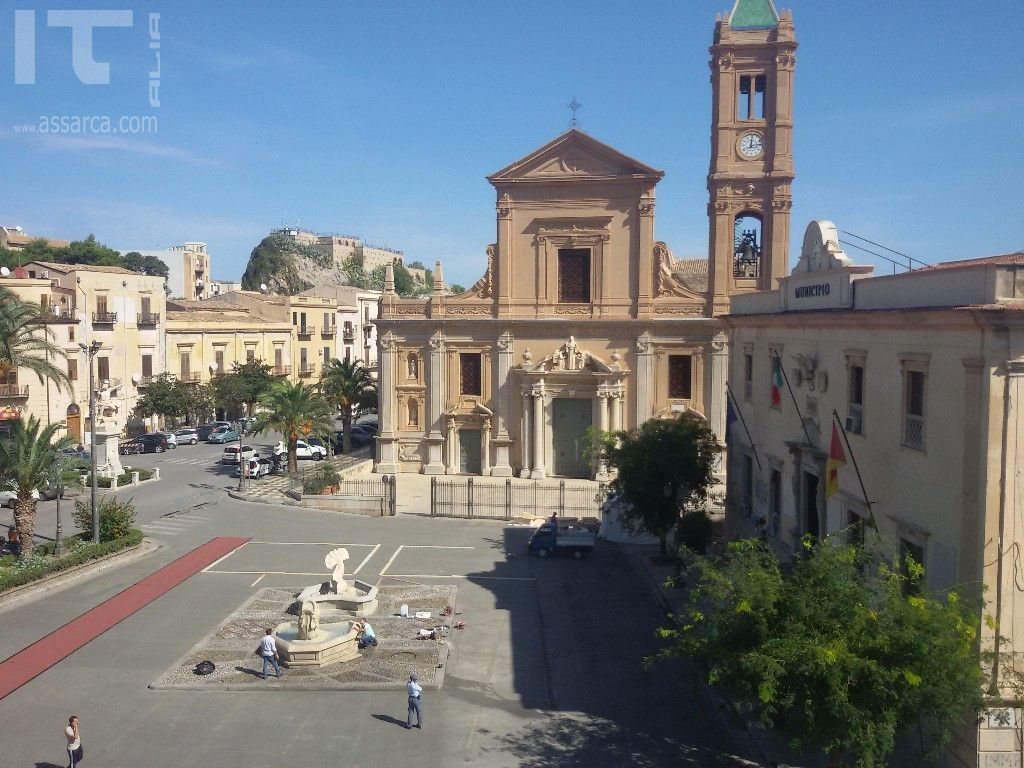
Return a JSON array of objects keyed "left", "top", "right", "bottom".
[
  {"left": 297, "top": 580, "right": 379, "bottom": 617},
  {"left": 273, "top": 620, "right": 359, "bottom": 668}
]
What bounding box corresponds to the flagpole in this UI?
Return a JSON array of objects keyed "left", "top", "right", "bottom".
[
  {"left": 774, "top": 352, "right": 814, "bottom": 447},
  {"left": 831, "top": 408, "right": 878, "bottom": 532},
  {"left": 725, "top": 382, "right": 762, "bottom": 471}
]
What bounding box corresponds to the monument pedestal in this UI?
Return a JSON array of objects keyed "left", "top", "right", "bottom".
[{"left": 93, "top": 428, "right": 123, "bottom": 479}]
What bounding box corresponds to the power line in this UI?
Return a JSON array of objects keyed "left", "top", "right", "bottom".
[{"left": 839, "top": 230, "right": 931, "bottom": 271}]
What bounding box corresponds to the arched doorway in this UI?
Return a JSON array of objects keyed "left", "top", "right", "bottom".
[{"left": 66, "top": 404, "right": 82, "bottom": 444}]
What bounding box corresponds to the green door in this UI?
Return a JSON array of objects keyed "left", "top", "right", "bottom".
[
  {"left": 459, "top": 428, "right": 482, "bottom": 475},
  {"left": 552, "top": 398, "right": 592, "bottom": 478}
]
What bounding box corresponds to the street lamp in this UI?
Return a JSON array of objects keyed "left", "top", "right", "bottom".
[{"left": 79, "top": 340, "right": 102, "bottom": 544}]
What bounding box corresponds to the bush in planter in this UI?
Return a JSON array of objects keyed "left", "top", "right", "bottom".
[
  {"left": 302, "top": 463, "right": 341, "bottom": 495},
  {"left": 72, "top": 496, "right": 137, "bottom": 542},
  {"left": 674, "top": 510, "right": 715, "bottom": 555}
]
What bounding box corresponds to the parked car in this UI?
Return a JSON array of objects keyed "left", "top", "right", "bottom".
[
  {"left": 196, "top": 421, "right": 231, "bottom": 441},
  {"left": 59, "top": 447, "right": 91, "bottom": 461},
  {"left": 207, "top": 426, "right": 240, "bottom": 444},
  {"left": 1, "top": 487, "right": 41, "bottom": 508},
  {"left": 233, "top": 457, "right": 270, "bottom": 479},
  {"left": 156, "top": 431, "right": 178, "bottom": 448},
  {"left": 330, "top": 426, "right": 376, "bottom": 454},
  {"left": 528, "top": 518, "right": 598, "bottom": 559},
  {"left": 120, "top": 434, "right": 170, "bottom": 454},
  {"left": 174, "top": 427, "right": 199, "bottom": 445},
  {"left": 273, "top": 439, "right": 327, "bottom": 460},
  {"left": 221, "top": 445, "right": 258, "bottom": 464}
]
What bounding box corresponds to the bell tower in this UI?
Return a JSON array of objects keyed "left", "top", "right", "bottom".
[{"left": 707, "top": 0, "right": 796, "bottom": 315}]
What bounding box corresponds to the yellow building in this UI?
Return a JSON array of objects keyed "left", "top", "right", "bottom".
[
  {"left": 4, "top": 261, "right": 167, "bottom": 440},
  {"left": 286, "top": 294, "right": 337, "bottom": 381}
]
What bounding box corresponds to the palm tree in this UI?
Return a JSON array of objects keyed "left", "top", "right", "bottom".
[
  {"left": 251, "top": 380, "right": 334, "bottom": 473},
  {"left": 0, "top": 416, "right": 74, "bottom": 557},
  {"left": 320, "top": 358, "right": 377, "bottom": 454},
  {"left": 0, "top": 286, "right": 70, "bottom": 391}
]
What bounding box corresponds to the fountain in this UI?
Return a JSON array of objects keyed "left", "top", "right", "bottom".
[
  {"left": 272, "top": 548, "right": 379, "bottom": 668},
  {"left": 296, "top": 547, "right": 379, "bottom": 617}
]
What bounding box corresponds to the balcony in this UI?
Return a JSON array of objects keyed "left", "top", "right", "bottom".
[
  {"left": 178, "top": 371, "right": 201, "bottom": 383},
  {"left": 44, "top": 306, "right": 77, "bottom": 323},
  {"left": 273, "top": 365, "right": 292, "bottom": 377},
  {"left": 92, "top": 311, "right": 117, "bottom": 325},
  {"left": 321, "top": 324, "right": 336, "bottom": 338},
  {"left": 902, "top": 415, "right": 924, "bottom": 451},
  {"left": 137, "top": 376, "right": 155, "bottom": 388},
  {"left": 137, "top": 312, "right": 160, "bottom": 327},
  {"left": 0, "top": 384, "right": 29, "bottom": 399},
  {"left": 298, "top": 362, "right": 316, "bottom": 376},
  {"left": 297, "top": 325, "right": 315, "bottom": 337},
  {"left": 343, "top": 327, "right": 355, "bottom": 342}
]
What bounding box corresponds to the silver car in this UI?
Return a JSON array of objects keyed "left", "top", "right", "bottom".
[{"left": 174, "top": 428, "right": 199, "bottom": 445}]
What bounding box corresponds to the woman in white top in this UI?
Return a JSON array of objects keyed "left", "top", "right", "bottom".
[{"left": 65, "top": 715, "right": 81, "bottom": 767}]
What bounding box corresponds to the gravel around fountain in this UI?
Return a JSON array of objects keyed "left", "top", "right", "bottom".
[{"left": 150, "top": 582, "right": 458, "bottom": 691}]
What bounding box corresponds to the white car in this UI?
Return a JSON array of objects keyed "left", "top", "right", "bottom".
[
  {"left": 233, "top": 457, "right": 270, "bottom": 479},
  {"left": 222, "top": 445, "right": 258, "bottom": 464},
  {"left": 174, "top": 428, "right": 199, "bottom": 445},
  {"left": 273, "top": 440, "right": 327, "bottom": 460},
  {"left": 156, "top": 431, "right": 178, "bottom": 448},
  {"left": 1, "top": 488, "right": 40, "bottom": 508}
]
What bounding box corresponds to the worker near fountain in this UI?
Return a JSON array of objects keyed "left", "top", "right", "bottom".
[
  {"left": 353, "top": 619, "right": 377, "bottom": 649},
  {"left": 406, "top": 673, "right": 423, "bottom": 729}
]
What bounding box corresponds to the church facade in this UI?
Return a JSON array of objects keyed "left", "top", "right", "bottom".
[{"left": 374, "top": 0, "right": 796, "bottom": 478}]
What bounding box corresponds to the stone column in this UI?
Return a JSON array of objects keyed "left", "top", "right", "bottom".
[
  {"left": 709, "top": 334, "right": 729, "bottom": 454},
  {"left": 490, "top": 331, "right": 514, "bottom": 476},
  {"left": 423, "top": 333, "right": 446, "bottom": 475},
  {"left": 596, "top": 389, "right": 610, "bottom": 480},
  {"left": 635, "top": 332, "right": 654, "bottom": 426},
  {"left": 520, "top": 391, "right": 532, "bottom": 478},
  {"left": 481, "top": 418, "right": 492, "bottom": 476},
  {"left": 611, "top": 390, "right": 623, "bottom": 432},
  {"left": 530, "top": 384, "right": 546, "bottom": 480},
  {"left": 376, "top": 331, "right": 399, "bottom": 473}
]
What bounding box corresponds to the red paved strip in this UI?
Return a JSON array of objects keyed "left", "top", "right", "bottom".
[{"left": 0, "top": 536, "right": 249, "bottom": 700}]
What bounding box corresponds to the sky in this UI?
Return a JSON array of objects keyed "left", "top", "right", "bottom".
[{"left": 1, "top": 0, "right": 1022, "bottom": 286}]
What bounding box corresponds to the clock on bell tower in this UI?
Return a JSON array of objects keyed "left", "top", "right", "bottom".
[{"left": 706, "top": 0, "right": 796, "bottom": 315}]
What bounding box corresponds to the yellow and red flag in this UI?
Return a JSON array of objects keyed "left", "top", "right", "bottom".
[{"left": 825, "top": 423, "right": 846, "bottom": 499}]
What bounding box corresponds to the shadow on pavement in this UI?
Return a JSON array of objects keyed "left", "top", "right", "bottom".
[
  {"left": 371, "top": 713, "right": 409, "bottom": 729},
  {"left": 461, "top": 526, "right": 757, "bottom": 767}
]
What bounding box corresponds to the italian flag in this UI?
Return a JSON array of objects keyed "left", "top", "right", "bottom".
[
  {"left": 770, "top": 357, "right": 783, "bottom": 407},
  {"left": 825, "top": 424, "right": 847, "bottom": 499}
]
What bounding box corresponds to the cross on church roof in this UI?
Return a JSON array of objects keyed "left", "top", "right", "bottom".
[{"left": 568, "top": 97, "right": 582, "bottom": 129}]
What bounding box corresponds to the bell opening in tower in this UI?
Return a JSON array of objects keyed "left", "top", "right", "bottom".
[{"left": 733, "top": 213, "right": 763, "bottom": 279}]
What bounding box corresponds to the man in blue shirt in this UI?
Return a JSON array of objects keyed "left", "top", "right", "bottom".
[
  {"left": 406, "top": 673, "right": 422, "bottom": 729},
  {"left": 354, "top": 619, "right": 377, "bottom": 649}
]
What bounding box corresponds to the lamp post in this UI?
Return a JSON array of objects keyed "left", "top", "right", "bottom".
[
  {"left": 79, "top": 340, "right": 102, "bottom": 544},
  {"left": 53, "top": 466, "right": 64, "bottom": 557}
]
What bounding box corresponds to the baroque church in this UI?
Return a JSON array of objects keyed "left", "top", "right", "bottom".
[{"left": 374, "top": 0, "right": 796, "bottom": 478}]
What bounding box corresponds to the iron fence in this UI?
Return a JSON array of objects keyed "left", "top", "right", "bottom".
[
  {"left": 334, "top": 475, "right": 396, "bottom": 517},
  {"left": 430, "top": 477, "right": 605, "bottom": 521}
]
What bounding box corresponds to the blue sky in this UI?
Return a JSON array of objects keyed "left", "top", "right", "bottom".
[{"left": 1, "top": 0, "right": 1022, "bottom": 285}]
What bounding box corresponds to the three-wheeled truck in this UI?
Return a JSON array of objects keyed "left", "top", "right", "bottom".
[{"left": 527, "top": 517, "right": 598, "bottom": 559}]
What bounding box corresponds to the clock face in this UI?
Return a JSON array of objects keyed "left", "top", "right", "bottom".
[{"left": 739, "top": 132, "right": 764, "bottom": 158}]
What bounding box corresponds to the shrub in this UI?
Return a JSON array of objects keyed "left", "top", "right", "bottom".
[
  {"left": 674, "top": 510, "right": 715, "bottom": 554},
  {"left": 302, "top": 462, "right": 341, "bottom": 495},
  {"left": 72, "top": 496, "right": 137, "bottom": 542},
  {"left": 0, "top": 530, "right": 143, "bottom": 593}
]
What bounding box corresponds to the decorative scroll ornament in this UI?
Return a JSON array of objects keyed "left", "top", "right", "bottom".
[
  {"left": 654, "top": 241, "right": 688, "bottom": 298},
  {"left": 465, "top": 244, "right": 495, "bottom": 299}
]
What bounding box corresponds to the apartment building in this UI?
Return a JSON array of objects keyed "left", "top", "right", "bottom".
[
  {"left": 134, "top": 242, "right": 213, "bottom": 300},
  {"left": 296, "top": 285, "right": 381, "bottom": 370}
]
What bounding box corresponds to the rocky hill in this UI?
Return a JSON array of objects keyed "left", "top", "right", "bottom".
[{"left": 240, "top": 234, "right": 349, "bottom": 294}]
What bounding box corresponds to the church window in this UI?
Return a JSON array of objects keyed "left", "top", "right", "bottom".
[
  {"left": 558, "top": 248, "right": 590, "bottom": 303},
  {"left": 460, "top": 353, "right": 482, "bottom": 396},
  {"left": 733, "top": 213, "right": 763, "bottom": 278},
  {"left": 668, "top": 355, "right": 693, "bottom": 399},
  {"left": 738, "top": 75, "right": 766, "bottom": 120}
]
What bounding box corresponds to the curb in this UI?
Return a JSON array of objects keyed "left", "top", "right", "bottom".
[{"left": 0, "top": 537, "right": 159, "bottom": 614}]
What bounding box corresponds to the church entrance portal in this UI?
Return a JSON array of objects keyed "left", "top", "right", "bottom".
[
  {"left": 459, "top": 429, "right": 482, "bottom": 475},
  {"left": 552, "top": 398, "right": 592, "bottom": 478}
]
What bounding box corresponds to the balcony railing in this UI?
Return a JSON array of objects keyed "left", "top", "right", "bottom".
[
  {"left": 44, "top": 306, "right": 77, "bottom": 322},
  {"left": 137, "top": 376, "right": 155, "bottom": 387},
  {"left": 298, "top": 363, "right": 316, "bottom": 376},
  {"left": 0, "top": 384, "right": 29, "bottom": 399},
  {"left": 297, "top": 325, "right": 315, "bottom": 337},
  {"left": 137, "top": 312, "right": 160, "bottom": 327},
  {"left": 92, "top": 311, "right": 117, "bottom": 324},
  {"left": 903, "top": 415, "right": 924, "bottom": 450},
  {"left": 321, "top": 324, "right": 336, "bottom": 337},
  {"left": 178, "top": 371, "right": 201, "bottom": 383},
  {"left": 273, "top": 365, "right": 292, "bottom": 376},
  {"left": 343, "top": 328, "right": 355, "bottom": 341}
]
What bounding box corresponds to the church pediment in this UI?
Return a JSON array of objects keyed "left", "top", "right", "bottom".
[
  {"left": 520, "top": 337, "right": 625, "bottom": 375},
  {"left": 487, "top": 129, "right": 664, "bottom": 183}
]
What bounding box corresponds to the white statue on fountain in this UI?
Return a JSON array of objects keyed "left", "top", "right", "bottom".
[
  {"left": 296, "top": 547, "right": 379, "bottom": 617},
  {"left": 325, "top": 547, "right": 351, "bottom": 594}
]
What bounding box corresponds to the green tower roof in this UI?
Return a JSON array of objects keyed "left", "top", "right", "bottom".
[{"left": 729, "top": 0, "right": 779, "bottom": 29}]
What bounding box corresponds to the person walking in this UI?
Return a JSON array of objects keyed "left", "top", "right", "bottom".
[
  {"left": 65, "top": 715, "right": 82, "bottom": 767},
  {"left": 406, "top": 673, "right": 423, "bottom": 729},
  {"left": 257, "top": 628, "right": 283, "bottom": 679}
]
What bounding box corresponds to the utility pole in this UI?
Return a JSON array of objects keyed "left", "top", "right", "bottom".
[{"left": 80, "top": 340, "right": 102, "bottom": 544}]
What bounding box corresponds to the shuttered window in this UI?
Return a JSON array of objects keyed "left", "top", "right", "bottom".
[
  {"left": 460, "top": 353, "right": 482, "bottom": 396},
  {"left": 558, "top": 249, "right": 590, "bottom": 303}
]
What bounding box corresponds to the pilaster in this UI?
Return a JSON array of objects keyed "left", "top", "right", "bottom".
[
  {"left": 375, "top": 330, "right": 399, "bottom": 473},
  {"left": 635, "top": 331, "right": 654, "bottom": 425},
  {"left": 423, "top": 332, "right": 446, "bottom": 475},
  {"left": 491, "top": 330, "right": 514, "bottom": 476}
]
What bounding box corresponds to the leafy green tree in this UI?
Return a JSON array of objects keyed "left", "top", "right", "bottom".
[
  {"left": 0, "top": 416, "right": 74, "bottom": 556},
  {"left": 368, "top": 265, "right": 387, "bottom": 290},
  {"left": 119, "top": 251, "right": 169, "bottom": 277},
  {"left": 320, "top": 358, "right": 377, "bottom": 453},
  {"left": 449, "top": 283, "right": 466, "bottom": 295},
  {"left": 596, "top": 412, "right": 721, "bottom": 557},
  {"left": 0, "top": 287, "right": 70, "bottom": 391},
  {"left": 135, "top": 373, "right": 186, "bottom": 423},
  {"left": 392, "top": 263, "right": 415, "bottom": 296},
  {"left": 182, "top": 382, "right": 215, "bottom": 425},
  {"left": 250, "top": 380, "right": 334, "bottom": 473},
  {"left": 212, "top": 360, "right": 275, "bottom": 418},
  {"left": 63, "top": 234, "right": 120, "bottom": 265},
  {"left": 406, "top": 261, "right": 427, "bottom": 270},
  {"left": 658, "top": 538, "right": 986, "bottom": 766}
]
